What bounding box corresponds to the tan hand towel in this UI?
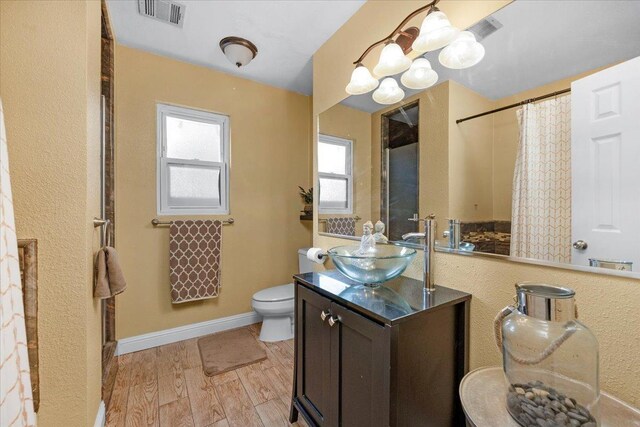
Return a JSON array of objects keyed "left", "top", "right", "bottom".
[{"left": 94, "top": 247, "right": 127, "bottom": 299}]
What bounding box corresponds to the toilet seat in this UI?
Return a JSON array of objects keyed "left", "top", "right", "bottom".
[{"left": 252, "top": 283, "right": 294, "bottom": 303}]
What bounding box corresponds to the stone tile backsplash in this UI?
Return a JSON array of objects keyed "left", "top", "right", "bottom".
[{"left": 461, "top": 221, "right": 511, "bottom": 255}]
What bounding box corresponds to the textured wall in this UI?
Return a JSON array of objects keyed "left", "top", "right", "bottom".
[
  {"left": 448, "top": 81, "right": 495, "bottom": 221},
  {"left": 313, "top": 0, "right": 640, "bottom": 408},
  {"left": 0, "top": 1, "right": 103, "bottom": 425},
  {"left": 114, "top": 46, "right": 312, "bottom": 338}
]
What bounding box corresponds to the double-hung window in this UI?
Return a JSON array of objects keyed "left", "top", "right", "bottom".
[
  {"left": 318, "top": 134, "right": 353, "bottom": 214},
  {"left": 157, "top": 103, "right": 230, "bottom": 215}
]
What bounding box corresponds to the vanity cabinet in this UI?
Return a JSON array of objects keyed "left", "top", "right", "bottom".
[{"left": 290, "top": 271, "right": 471, "bottom": 427}]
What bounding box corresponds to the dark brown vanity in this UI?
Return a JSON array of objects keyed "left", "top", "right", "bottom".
[{"left": 289, "top": 270, "right": 471, "bottom": 427}]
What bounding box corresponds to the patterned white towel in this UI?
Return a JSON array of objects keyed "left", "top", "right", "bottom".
[{"left": 0, "top": 99, "right": 36, "bottom": 425}]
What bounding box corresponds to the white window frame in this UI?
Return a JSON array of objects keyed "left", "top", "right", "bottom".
[
  {"left": 318, "top": 134, "right": 353, "bottom": 214},
  {"left": 157, "top": 103, "right": 230, "bottom": 215}
]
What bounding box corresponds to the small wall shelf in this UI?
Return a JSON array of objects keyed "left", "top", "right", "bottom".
[{"left": 300, "top": 214, "right": 313, "bottom": 221}]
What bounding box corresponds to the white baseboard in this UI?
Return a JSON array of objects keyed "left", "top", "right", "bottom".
[
  {"left": 94, "top": 400, "right": 106, "bottom": 427},
  {"left": 116, "top": 311, "right": 261, "bottom": 355}
]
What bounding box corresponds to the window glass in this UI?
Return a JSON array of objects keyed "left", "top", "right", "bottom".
[
  {"left": 318, "top": 141, "right": 347, "bottom": 174},
  {"left": 319, "top": 176, "right": 348, "bottom": 208},
  {"left": 166, "top": 116, "right": 221, "bottom": 162},
  {"left": 167, "top": 164, "right": 221, "bottom": 207}
]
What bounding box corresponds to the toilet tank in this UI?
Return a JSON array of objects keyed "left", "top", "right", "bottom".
[{"left": 298, "top": 248, "right": 315, "bottom": 273}]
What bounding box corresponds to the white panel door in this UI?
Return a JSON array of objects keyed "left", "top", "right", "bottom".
[{"left": 571, "top": 56, "right": 640, "bottom": 270}]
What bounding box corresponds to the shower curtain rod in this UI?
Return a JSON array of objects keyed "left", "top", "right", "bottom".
[{"left": 456, "top": 88, "right": 571, "bottom": 124}]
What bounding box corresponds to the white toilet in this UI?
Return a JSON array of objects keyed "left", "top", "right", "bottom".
[{"left": 252, "top": 248, "right": 314, "bottom": 342}]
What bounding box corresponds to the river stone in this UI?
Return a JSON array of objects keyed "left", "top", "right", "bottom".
[
  {"left": 567, "top": 411, "right": 588, "bottom": 423},
  {"left": 516, "top": 387, "right": 526, "bottom": 395},
  {"left": 577, "top": 405, "right": 590, "bottom": 418},
  {"left": 525, "top": 392, "right": 535, "bottom": 399},
  {"left": 555, "top": 412, "right": 568, "bottom": 422},
  {"left": 523, "top": 405, "right": 537, "bottom": 418}
]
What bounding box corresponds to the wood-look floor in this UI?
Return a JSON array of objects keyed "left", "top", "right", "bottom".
[{"left": 106, "top": 324, "right": 307, "bottom": 427}]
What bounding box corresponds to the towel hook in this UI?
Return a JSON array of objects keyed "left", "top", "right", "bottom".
[{"left": 93, "top": 217, "right": 112, "bottom": 247}]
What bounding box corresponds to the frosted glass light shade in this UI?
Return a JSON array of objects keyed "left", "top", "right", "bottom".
[
  {"left": 401, "top": 58, "right": 438, "bottom": 90},
  {"left": 372, "top": 78, "right": 405, "bottom": 105},
  {"left": 412, "top": 10, "right": 460, "bottom": 52},
  {"left": 345, "top": 65, "right": 379, "bottom": 95},
  {"left": 373, "top": 42, "right": 411, "bottom": 77},
  {"left": 222, "top": 44, "right": 255, "bottom": 67},
  {"left": 439, "top": 31, "right": 485, "bottom": 69}
]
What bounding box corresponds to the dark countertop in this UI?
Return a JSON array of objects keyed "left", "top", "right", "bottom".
[{"left": 294, "top": 270, "right": 471, "bottom": 326}]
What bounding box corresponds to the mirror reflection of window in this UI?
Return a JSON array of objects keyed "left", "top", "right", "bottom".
[{"left": 318, "top": 134, "right": 353, "bottom": 214}]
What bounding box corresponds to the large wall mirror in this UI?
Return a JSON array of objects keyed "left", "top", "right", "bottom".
[{"left": 317, "top": 0, "right": 640, "bottom": 277}]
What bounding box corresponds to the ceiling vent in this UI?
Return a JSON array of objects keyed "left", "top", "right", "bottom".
[
  {"left": 137, "top": 0, "right": 185, "bottom": 28},
  {"left": 469, "top": 16, "right": 503, "bottom": 41}
]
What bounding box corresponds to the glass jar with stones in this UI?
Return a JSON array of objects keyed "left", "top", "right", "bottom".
[{"left": 495, "top": 283, "right": 599, "bottom": 427}]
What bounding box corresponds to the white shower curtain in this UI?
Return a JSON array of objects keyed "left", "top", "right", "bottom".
[
  {"left": 510, "top": 96, "right": 571, "bottom": 263},
  {"left": 0, "top": 100, "right": 36, "bottom": 426}
]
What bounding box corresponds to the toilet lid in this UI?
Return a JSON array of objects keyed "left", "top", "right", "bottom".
[{"left": 253, "top": 283, "right": 294, "bottom": 302}]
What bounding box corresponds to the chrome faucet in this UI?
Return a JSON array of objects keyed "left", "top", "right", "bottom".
[
  {"left": 441, "top": 218, "right": 461, "bottom": 249},
  {"left": 403, "top": 214, "right": 436, "bottom": 292}
]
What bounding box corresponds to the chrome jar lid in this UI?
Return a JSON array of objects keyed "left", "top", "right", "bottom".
[{"left": 515, "top": 282, "right": 576, "bottom": 322}]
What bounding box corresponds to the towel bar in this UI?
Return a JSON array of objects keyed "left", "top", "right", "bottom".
[
  {"left": 151, "top": 218, "right": 235, "bottom": 227},
  {"left": 318, "top": 216, "right": 361, "bottom": 223}
]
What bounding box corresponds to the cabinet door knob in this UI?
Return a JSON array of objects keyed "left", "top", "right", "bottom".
[
  {"left": 328, "top": 315, "right": 340, "bottom": 327},
  {"left": 320, "top": 310, "right": 330, "bottom": 322}
]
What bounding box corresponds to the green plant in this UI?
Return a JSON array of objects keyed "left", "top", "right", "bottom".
[{"left": 298, "top": 186, "right": 313, "bottom": 204}]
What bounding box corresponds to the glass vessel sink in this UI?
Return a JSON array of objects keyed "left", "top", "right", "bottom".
[{"left": 327, "top": 245, "right": 417, "bottom": 285}]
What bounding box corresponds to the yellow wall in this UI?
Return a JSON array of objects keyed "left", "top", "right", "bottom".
[
  {"left": 0, "top": 1, "right": 103, "bottom": 425},
  {"left": 313, "top": 0, "right": 640, "bottom": 407},
  {"left": 318, "top": 103, "right": 371, "bottom": 229},
  {"left": 448, "top": 81, "right": 495, "bottom": 221},
  {"left": 114, "top": 46, "right": 312, "bottom": 338}
]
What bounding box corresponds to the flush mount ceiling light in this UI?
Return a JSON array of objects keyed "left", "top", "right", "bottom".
[
  {"left": 373, "top": 78, "right": 405, "bottom": 105},
  {"left": 439, "top": 31, "right": 485, "bottom": 69},
  {"left": 346, "top": 64, "right": 379, "bottom": 95},
  {"left": 401, "top": 58, "right": 438, "bottom": 89},
  {"left": 345, "top": 0, "right": 486, "bottom": 105},
  {"left": 219, "top": 36, "right": 258, "bottom": 68}
]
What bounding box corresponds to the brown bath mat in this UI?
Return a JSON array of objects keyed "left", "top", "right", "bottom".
[{"left": 197, "top": 328, "right": 267, "bottom": 376}]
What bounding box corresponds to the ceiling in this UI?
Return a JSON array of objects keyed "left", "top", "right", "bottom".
[
  {"left": 342, "top": 0, "right": 640, "bottom": 113},
  {"left": 106, "top": 0, "right": 365, "bottom": 95}
]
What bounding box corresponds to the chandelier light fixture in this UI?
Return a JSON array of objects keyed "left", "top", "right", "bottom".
[
  {"left": 373, "top": 41, "right": 412, "bottom": 77},
  {"left": 412, "top": 10, "right": 459, "bottom": 52},
  {"left": 346, "top": 64, "right": 380, "bottom": 95},
  {"left": 373, "top": 78, "right": 405, "bottom": 105},
  {"left": 439, "top": 31, "right": 485, "bottom": 69},
  {"left": 345, "top": 0, "right": 486, "bottom": 105},
  {"left": 401, "top": 58, "right": 438, "bottom": 90}
]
